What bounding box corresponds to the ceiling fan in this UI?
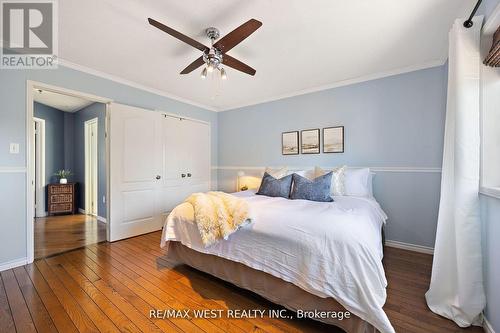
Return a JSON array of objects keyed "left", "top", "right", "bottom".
[{"left": 148, "top": 18, "right": 262, "bottom": 80}]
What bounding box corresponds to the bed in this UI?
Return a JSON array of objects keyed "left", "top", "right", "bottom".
[{"left": 161, "top": 189, "right": 395, "bottom": 333}]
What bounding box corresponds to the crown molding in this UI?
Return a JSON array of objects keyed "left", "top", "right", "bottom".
[
  {"left": 218, "top": 59, "right": 447, "bottom": 112},
  {"left": 57, "top": 59, "right": 218, "bottom": 112},
  {"left": 3, "top": 36, "right": 446, "bottom": 113}
]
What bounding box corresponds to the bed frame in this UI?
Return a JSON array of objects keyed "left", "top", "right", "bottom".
[{"left": 165, "top": 241, "right": 379, "bottom": 333}]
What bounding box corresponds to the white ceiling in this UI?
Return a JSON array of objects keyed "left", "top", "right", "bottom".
[
  {"left": 58, "top": 0, "right": 473, "bottom": 111},
  {"left": 33, "top": 89, "right": 94, "bottom": 112}
]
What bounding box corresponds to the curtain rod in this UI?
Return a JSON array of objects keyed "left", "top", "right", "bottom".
[{"left": 463, "top": 0, "right": 482, "bottom": 28}]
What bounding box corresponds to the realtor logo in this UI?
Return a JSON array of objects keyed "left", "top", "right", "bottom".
[{"left": 1, "top": 0, "right": 58, "bottom": 68}]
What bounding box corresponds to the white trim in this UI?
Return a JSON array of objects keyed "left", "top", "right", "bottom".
[
  {"left": 215, "top": 166, "right": 442, "bottom": 173},
  {"left": 97, "top": 216, "right": 107, "bottom": 223},
  {"left": 0, "top": 166, "right": 27, "bottom": 173},
  {"left": 33, "top": 117, "right": 46, "bottom": 219},
  {"left": 84, "top": 118, "right": 99, "bottom": 216},
  {"left": 27, "top": 80, "right": 112, "bottom": 104},
  {"left": 220, "top": 60, "right": 446, "bottom": 112},
  {"left": 385, "top": 240, "right": 434, "bottom": 255},
  {"left": 78, "top": 208, "right": 86, "bottom": 215},
  {"left": 480, "top": 187, "right": 500, "bottom": 200},
  {"left": 0, "top": 258, "right": 28, "bottom": 272},
  {"left": 58, "top": 59, "right": 217, "bottom": 112},
  {"left": 484, "top": 315, "right": 496, "bottom": 333}
]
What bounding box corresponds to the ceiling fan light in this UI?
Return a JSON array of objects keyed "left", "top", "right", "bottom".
[
  {"left": 220, "top": 68, "right": 227, "bottom": 80},
  {"left": 207, "top": 64, "right": 214, "bottom": 73},
  {"left": 201, "top": 67, "right": 207, "bottom": 79}
]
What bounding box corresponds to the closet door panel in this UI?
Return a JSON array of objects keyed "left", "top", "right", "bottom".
[
  {"left": 160, "top": 116, "right": 189, "bottom": 213},
  {"left": 185, "top": 120, "right": 210, "bottom": 193},
  {"left": 109, "top": 104, "right": 163, "bottom": 242}
]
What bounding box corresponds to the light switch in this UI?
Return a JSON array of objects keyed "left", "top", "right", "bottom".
[{"left": 9, "top": 143, "right": 19, "bottom": 154}]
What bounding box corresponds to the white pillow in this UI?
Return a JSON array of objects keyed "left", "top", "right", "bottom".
[
  {"left": 292, "top": 169, "right": 315, "bottom": 180},
  {"left": 344, "top": 168, "right": 371, "bottom": 197},
  {"left": 314, "top": 165, "right": 347, "bottom": 196},
  {"left": 264, "top": 167, "right": 288, "bottom": 179}
]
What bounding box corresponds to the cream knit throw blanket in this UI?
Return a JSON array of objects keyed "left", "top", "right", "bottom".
[{"left": 185, "top": 191, "right": 252, "bottom": 247}]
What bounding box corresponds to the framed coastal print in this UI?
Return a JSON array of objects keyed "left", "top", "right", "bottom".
[
  {"left": 301, "top": 129, "right": 320, "bottom": 154},
  {"left": 323, "top": 126, "right": 344, "bottom": 153},
  {"left": 282, "top": 131, "right": 299, "bottom": 155}
]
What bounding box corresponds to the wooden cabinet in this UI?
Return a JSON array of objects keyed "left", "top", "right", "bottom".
[{"left": 48, "top": 183, "right": 77, "bottom": 215}]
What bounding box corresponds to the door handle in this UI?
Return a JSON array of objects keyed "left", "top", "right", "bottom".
[
  {"left": 181, "top": 173, "right": 186, "bottom": 178},
  {"left": 187, "top": 173, "right": 192, "bottom": 178},
  {"left": 156, "top": 175, "right": 161, "bottom": 180}
]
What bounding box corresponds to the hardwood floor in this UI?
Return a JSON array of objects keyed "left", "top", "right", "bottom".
[
  {"left": 2, "top": 231, "right": 485, "bottom": 333},
  {"left": 34, "top": 214, "right": 106, "bottom": 259}
]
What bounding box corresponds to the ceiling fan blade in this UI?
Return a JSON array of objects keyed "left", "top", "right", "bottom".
[
  {"left": 214, "top": 19, "right": 262, "bottom": 53},
  {"left": 180, "top": 56, "right": 205, "bottom": 74},
  {"left": 148, "top": 18, "right": 209, "bottom": 52},
  {"left": 223, "top": 54, "right": 256, "bottom": 76}
]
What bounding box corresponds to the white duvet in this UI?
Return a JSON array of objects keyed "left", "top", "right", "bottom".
[{"left": 161, "top": 190, "right": 394, "bottom": 333}]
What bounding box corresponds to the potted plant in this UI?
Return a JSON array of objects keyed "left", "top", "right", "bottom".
[{"left": 54, "top": 169, "right": 72, "bottom": 184}]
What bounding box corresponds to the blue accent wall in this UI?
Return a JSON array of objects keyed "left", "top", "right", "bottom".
[
  {"left": 0, "top": 64, "right": 218, "bottom": 266},
  {"left": 33, "top": 102, "right": 65, "bottom": 185},
  {"left": 73, "top": 103, "right": 107, "bottom": 217},
  {"left": 217, "top": 65, "right": 448, "bottom": 248}
]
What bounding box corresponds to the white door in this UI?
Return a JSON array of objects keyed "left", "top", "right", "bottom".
[
  {"left": 159, "top": 116, "right": 210, "bottom": 214},
  {"left": 183, "top": 119, "right": 210, "bottom": 193},
  {"left": 109, "top": 103, "right": 163, "bottom": 241}
]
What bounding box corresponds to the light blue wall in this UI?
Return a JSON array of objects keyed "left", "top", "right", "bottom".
[
  {"left": 217, "top": 65, "right": 448, "bottom": 248},
  {"left": 73, "top": 103, "right": 107, "bottom": 217},
  {"left": 33, "top": 102, "right": 65, "bottom": 185},
  {"left": 0, "top": 64, "right": 217, "bottom": 266},
  {"left": 480, "top": 194, "right": 500, "bottom": 331}
]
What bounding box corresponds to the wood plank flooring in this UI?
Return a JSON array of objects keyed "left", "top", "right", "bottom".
[
  {"left": 34, "top": 214, "right": 106, "bottom": 259},
  {"left": 2, "top": 231, "right": 485, "bottom": 333}
]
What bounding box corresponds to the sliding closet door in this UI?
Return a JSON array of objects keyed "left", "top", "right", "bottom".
[
  {"left": 161, "top": 116, "right": 189, "bottom": 213},
  {"left": 109, "top": 103, "right": 163, "bottom": 242},
  {"left": 160, "top": 116, "right": 210, "bottom": 214},
  {"left": 184, "top": 119, "right": 210, "bottom": 193}
]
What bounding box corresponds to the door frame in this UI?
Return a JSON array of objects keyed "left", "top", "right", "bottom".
[
  {"left": 26, "top": 80, "right": 112, "bottom": 264},
  {"left": 33, "top": 117, "right": 46, "bottom": 218},
  {"left": 84, "top": 118, "right": 99, "bottom": 216}
]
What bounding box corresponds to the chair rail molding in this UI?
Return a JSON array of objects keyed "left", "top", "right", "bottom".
[
  {"left": 0, "top": 166, "right": 27, "bottom": 173},
  {"left": 215, "top": 166, "right": 442, "bottom": 173}
]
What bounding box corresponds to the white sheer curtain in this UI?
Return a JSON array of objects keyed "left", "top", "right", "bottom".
[{"left": 425, "top": 16, "right": 485, "bottom": 327}]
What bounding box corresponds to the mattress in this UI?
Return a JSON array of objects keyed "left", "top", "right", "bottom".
[{"left": 161, "top": 190, "right": 394, "bottom": 333}]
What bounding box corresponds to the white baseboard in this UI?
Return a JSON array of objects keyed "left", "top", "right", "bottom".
[
  {"left": 79, "top": 208, "right": 106, "bottom": 223},
  {"left": 484, "top": 316, "right": 496, "bottom": 333},
  {"left": 385, "top": 240, "right": 434, "bottom": 254},
  {"left": 0, "top": 257, "right": 27, "bottom": 272}
]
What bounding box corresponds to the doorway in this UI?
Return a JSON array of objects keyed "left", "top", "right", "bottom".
[{"left": 27, "top": 81, "right": 111, "bottom": 261}]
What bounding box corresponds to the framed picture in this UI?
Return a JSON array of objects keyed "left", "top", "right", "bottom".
[
  {"left": 323, "top": 126, "right": 344, "bottom": 153},
  {"left": 282, "top": 131, "right": 299, "bottom": 155},
  {"left": 301, "top": 129, "right": 320, "bottom": 154}
]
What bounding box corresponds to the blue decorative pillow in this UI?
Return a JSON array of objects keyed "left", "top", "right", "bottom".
[
  {"left": 256, "top": 172, "right": 293, "bottom": 198},
  {"left": 290, "top": 172, "right": 334, "bottom": 202}
]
